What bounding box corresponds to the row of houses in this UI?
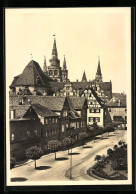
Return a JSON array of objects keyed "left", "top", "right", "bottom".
[
  {"left": 9, "top": 95, "right": 87, "bottom": 160},
  {"left": 9, "top": 90, "right": 127, "bottom": 161}
]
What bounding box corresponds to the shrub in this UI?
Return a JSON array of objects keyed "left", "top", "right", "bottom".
[
  {"left": 78, "top": 132, "right": 87, "bottom": 146},
  {"left": 94, "top": 155, "right": 102, "bottom": 162},
  {"left": 26, "top": 146, "right": 43, "bottom": 169},
  {"left": 10, "top": 157, "right": 16, "bottom": 169},
  {"left": 62, "top": 137, "right": 71, "bottom": 154},
  {"left": 107, "top": 148, "right": 113, "bottom": 157}
]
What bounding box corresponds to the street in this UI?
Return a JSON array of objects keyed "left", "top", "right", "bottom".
[{"left": 11, "top": 130, "right": 127, "bottom": 182}]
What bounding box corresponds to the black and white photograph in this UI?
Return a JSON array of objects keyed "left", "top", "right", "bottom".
[{"left": 6, "top": 8, "right": 132, "bottom": 186}]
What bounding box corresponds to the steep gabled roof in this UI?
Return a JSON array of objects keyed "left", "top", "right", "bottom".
[
  {"left": 11, "top": 60, "right": 53, "bottom": 87},
  {"left": 32, "top": 104, "right": 59, "bottom": 117},
  {"left": 9, "top": 105, "right": 33, "bottom": 119},
  {"left": 68, "top": 96, "right": 86, "bottom": 110},
  {"left": 88, "top": 87, "right": 105, "bottom": 107},
  {"left": 10, "top": 95, "right": 66, "bottom": 111}
]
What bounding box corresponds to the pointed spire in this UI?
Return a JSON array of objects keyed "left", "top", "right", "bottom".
[
  {"left": 63, "top": 55, "right": 67, "bottom": 70},
  {"left": 82, "top": 70, "right": 87, "bottom": 82},
  {"left": 96, "top": 56, "right": 102, "bottom": 76},
  {"left": 52, "top": 38, "right": 58, "bottom": 57},
  {"left": 43, "top": 55, "right": 47, "bottom": 73}
]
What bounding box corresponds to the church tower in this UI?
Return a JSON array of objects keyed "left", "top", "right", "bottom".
[
  {"left": 82, "top": 70, "right": 87, "bottom": 82},
  {"left": 47, "top": 37, "right": 62, "bottom": 82},
  {"left": 62, "top": 55, "right": 68, "bottom": 82},
  {"left": 95, "top": 56, "right": 102, "bottom": 83}
]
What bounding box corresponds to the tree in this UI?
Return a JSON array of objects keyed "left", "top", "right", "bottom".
[
  {"left": 99, "top": 127, "right": 104, "bottom": 139},
  {"left": 94, "top": 155, "right": 102, "bottom": 162},
  {"left": 105, "top": 125, "right": 114, "bottom": 136},
  {"left": 78, "top": 132, "right": 87, "bottom": 147},
  {"left": 62, "top": 137, "right": 71, "bottom": 154},
  {"left": 10, "top": 157, "right": 16, "bottom": 169},
  {"left": 48, "top": 140, "right": 61, "bottom": 160},
  {"left": 26, "top": 146, "right": 43, "bottom": 169}
]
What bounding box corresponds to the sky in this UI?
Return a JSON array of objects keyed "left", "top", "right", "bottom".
[{"left": 5, "top": 8, "right": 131, "bottom": 93}]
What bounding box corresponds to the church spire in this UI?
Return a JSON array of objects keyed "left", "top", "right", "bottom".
[
  {"left": 52, "top": 38, "right": 58, "bottom": 58},
  {"left": 82, "top": 70, "right": 87, "bottom": 82},
  {"left": 95, "top": 56, "right": 102, "bottom": 82},
  {"left": 63, "top": 55, "right": 67, "bottom": 70},
  {"left": 96, "top": 56, "right": 102, "bottom": 76},
  {"left": 43, "top": 55, "right": 47, "bottom": 74}
]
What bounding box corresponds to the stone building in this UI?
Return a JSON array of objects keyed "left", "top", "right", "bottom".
[{"left": 106, "top": 93, "right": 127, "bottom": 129}]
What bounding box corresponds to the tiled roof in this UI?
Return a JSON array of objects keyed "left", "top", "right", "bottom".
[
  {"left": 9, "top": 105, "right": 31, "bottom": 119},
  {"left": 10, "top": 75, "right": 21, "bottom": 87},
  {"left": 10, "top": 60, "right": 53, "bottom": 87},
  {"left": 32, "top": 104, "right": 59, "bottom": 117},
  {"left": 107, "top": 95, "right": 126, "bottom": 107},
  {"left": 10, "top": 95, "right": 66, "bottom": 111},
  {"left": 99, "top": 82, "right": 112, "bottom": 98},
  {"left": 68, "top": 96, "right": 86, "bottom": 110},
  {"left": 49, "top": 82, "right": 65, "bottom": 92},
  {"left": 112, "top": 93, "right": 126, "bottom": 98}
]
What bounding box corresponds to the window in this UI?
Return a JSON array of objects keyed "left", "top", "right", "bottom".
[
  {"left": 89, "top": 109, "right": 100, "bottom": 113},
  {"left": 55, "top": 118, "right": 58, "bottom": 123},
  {"left": 45, "top": 132, "right": 48, "bottom": 137},
  {"left": 125, "top": 116, "right": 127, "bottom": 122},
  {"left": 77, "top": 122, "right": 79, "bottom": 128},
  {"left": 70, "top": 122, "right": 76, "bottom": 128},
  {"left": 95, "top": 117, "right": 100, "bottom": 122},
  {"left": 81, "top": 122, "right": 83, "bottom": 128},
  {"left": 63, "top": 110, "right": 68, "bottom": 117},
  {"left": 66, "top": 86, "right": 70, "bottom": 90},
  {"left": 125, "top": 108, "right": 127, "bottom": 113},
  {"left": 45, "top": 118, "right": 48, "bottom": 124},
  {"left": 54, "top": 70, "right": 58, "bottom": 75},
  {"left": 96, "top": 109, "right": 100, "bottom": 113},
  {"left": 66, "top": 124, "right": 69, "bottom": 129},
  {"left": 77, "top": 111, "right": 81, "bottom": 116},
  {"left": 27, "top": 130, "right": 30, "bottom": 137},
  {"left": 89, "top": 117, "right": 94, "bottom": 122},
  {"left": 90, "top": 102, "right": 93, "bottom": 105},
  {"left": 62, "top": 125, "right": 65, "bottom": 132},
  {"left": 82, "top": 121, "right": 85, "bottom": 127},
  {"left": 11, "top": 133, "right": 15, "bottom": 141},
  {"left": 52, "top": 118, "right": 54, "bottom": 123},
  {"left": 48, "top": 118, "right": 51, "bottom": 124},
  {"left": 49, "top": 70, "right": 53, "bottom": 75},
  {"left": 89, "top": 117, "right": 100, "bottom": 123},
  {"left": 34, "top": 130, "right": 38, "bottom": 136}
]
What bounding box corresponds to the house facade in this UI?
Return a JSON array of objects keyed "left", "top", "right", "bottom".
[
  {"left": 82, "top": 87, "right": 105, "bottom": 127},
  {"left": 10, "top": 105, "right": 42, "bottom": 161},
  {"left": 106, "top": 94, "right": 127, "bottom": 129}
]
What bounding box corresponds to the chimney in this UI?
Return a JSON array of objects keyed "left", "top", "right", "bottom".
[
  {"left": 76, "top": 79, "right": 78, "bottom": 82},
  {"left": 11, "top": 110, "right": 15, "bottom": 119}
]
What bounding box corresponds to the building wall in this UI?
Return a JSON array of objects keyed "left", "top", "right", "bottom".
[
  {"left": 108, "top": 107, "right": 127, "bottom": 120},
  {"left": 10, "top": 119, "right": 42, "bottom": 161},
  {"left": 87, "top": 108, "right": 104, "bottom": 127},
  {"left": 41, "top": 117, "right": 60, "bottom": 149}
]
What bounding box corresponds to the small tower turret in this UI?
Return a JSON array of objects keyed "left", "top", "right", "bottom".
[
  {"left": 82, "top": 70, "right": 87, "bottom": 82},
  {"left": 62, "top": 55, "right": 68, "bottom": 82},
  {"left": 95, "top": 56, "right": 102, "bottom": 83}
]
